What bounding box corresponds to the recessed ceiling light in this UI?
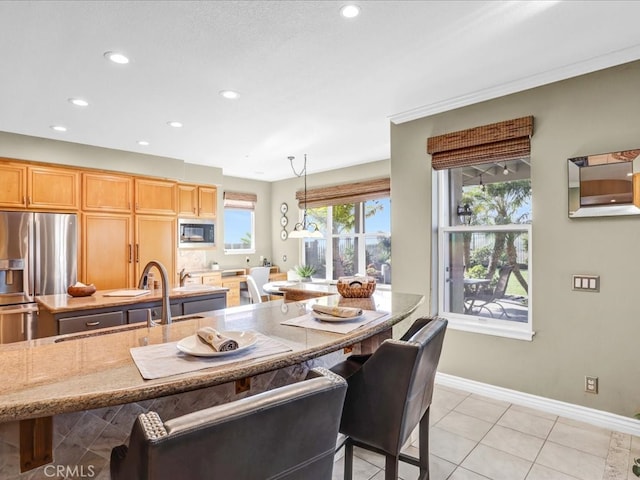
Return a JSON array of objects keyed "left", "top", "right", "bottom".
[
  {"left": 50, "top": 125, "right": 67, "bottom": 132},
  {"left": 219, "top": 90, "right": 240, "bottom": 100},
  {"left": 104, "top": 51, "right": 130, "bottom": 64},
  {"left": 167, "top": 121, "right": 183, "bottom": 128},
  {"left": 340, "top": 4, "right": 360, "bottom": 18},
  {"left": 137, "top": 140, "right": 150, "bottom": 146},
  {"left": 68, "top": 98, "right": 89, "bottom": 107}
]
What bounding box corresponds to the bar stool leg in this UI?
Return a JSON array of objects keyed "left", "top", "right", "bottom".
[
  {"left": 385, "top": 453, "right": 399, "bottom": 480},
  {"left": 344, "top": 440, "right": 354, "bottom": 480},
  {"left": 419, "top": 409, "right": 430, "bottom": 479}
]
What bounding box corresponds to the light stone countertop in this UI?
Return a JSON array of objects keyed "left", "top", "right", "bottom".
[
  {"left": 0, "top": 291, "right": 423, "bottom": 422},
  {"left": 36, "top": 286, "right": 229, "bottom": 314}
]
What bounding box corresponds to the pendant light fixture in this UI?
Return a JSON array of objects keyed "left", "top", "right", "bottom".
[{"left": 288, "top": 154, "right": 323, "bottom": 238}]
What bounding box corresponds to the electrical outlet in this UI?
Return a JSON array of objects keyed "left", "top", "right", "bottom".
[
  {"left": 585, "top": 376, "right": 598, "bottom": 394},
  {"left": 245, "top": 256, "right": 250, "bottom": 264}
]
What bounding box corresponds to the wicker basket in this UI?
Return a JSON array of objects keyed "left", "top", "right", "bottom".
[{"left": 337, "top": 277, "right": 376, "bottom": 298}]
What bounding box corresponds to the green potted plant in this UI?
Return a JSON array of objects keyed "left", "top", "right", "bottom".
[{"left": 294, "top": 264, "right": 316, "bottom": 282}]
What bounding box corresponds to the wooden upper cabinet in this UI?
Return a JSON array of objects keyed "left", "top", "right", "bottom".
[
  {"left": 0, "top": 162, "right": 28, "bottom": 208},
  {"left": 0, "top": 162, "right": 79, "bottom": 210},
  {"left": 177, "top": 184, "right": 217, "bottom": 218},
  {"left": 198, "top": 186, "right": 217, "bottom": 218},
  {"left": 134, "top": 178, "right": 177, "bottom": 215},
  {"left": 177, "top": 184, "right": 198, "bottom": 216},
  {"left": 28, "top": 165, "right": 79, "bottom": 210},
  {"left": 82, "top": 172, "right": 133, "bottom": 213}
]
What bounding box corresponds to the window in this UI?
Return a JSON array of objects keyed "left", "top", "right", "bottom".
[
  {"left": 301, "top": 198, "right": 392, "bottom": 285},
  {"left": 292, "top": 177, "right": 392, "bottom": 285},
  {"left": 428, "top": 116, "right": 534, "bottom": 340},
  {"left": 223, "top": 191, "right": 256, "bottom": 254}
]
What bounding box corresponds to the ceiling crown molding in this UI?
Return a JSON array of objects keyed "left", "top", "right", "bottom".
[{"left": 390, "top": 44, "right": 640, "bottom": 125}]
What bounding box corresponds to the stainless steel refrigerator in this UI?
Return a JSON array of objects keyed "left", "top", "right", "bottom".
[{"left": 0, "top": 211, "right": 77, "bottom": 342}]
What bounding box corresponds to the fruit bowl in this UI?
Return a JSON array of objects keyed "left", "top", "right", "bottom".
[{"left": 67, "top": 284, "right": 97, "bottom": 297}]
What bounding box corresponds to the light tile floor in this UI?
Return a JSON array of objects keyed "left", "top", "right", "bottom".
[{"left": 332, "top": 384, "right": 640, "bottom": 480}]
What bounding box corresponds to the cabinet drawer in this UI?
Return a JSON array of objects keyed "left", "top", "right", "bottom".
[
  {"left": 128, "top": 304, "right": 181, "bottom": 324},
  {"left": 59, "top": 311, "right": 124, "bottom": 335},
  {"left": 201, "top": 273, "right": 222, "bottom": 286},
  {"left": 183, "top": 297, "right": 226, "bottom": 315}
]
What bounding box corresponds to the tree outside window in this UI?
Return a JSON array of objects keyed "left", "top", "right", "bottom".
[{"left": 302, "top": 198, "right": 391, "bottom": 285}]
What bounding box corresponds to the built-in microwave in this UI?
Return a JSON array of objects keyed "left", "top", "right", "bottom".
[{"left": 178, "top": 218, "right": 215, "bottom": 248}]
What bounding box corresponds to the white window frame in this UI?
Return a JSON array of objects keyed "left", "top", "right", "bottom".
[{"left": 436, "top": 171, "right": 534, "bottom": 341}]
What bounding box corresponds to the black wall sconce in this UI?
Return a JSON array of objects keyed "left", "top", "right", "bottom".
[{"left": 457, "top": 204, "right": 473, "bottom": 224}]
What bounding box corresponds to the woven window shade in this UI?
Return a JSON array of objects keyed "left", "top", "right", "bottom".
[
  {"left": 223, "top": 191, "right": 257, "bottom": 210},
  {"left": 296, "top": 178, "right": 390, "bottom": 208},
  {"left": 427, "top": 116, "right": 534, "bottom": 170}
]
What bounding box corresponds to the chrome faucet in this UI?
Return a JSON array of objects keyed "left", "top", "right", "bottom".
[
  {"left": 138, "top": 261, "right": 172, "bottom": 325},
  {"left": 179, "top": 268, "right": 191, "bottom": 287}
]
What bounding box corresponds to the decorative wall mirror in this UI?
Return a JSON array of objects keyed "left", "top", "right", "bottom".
[{"left": 568, "top": 148, "right": 640, "bottom": 218}]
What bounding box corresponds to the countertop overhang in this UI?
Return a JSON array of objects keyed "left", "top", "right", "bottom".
[{"left": 0, "top": 291, "right": 423, "bottom": 422}]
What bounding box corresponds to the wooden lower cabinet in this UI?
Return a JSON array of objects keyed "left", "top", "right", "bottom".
[
  {"left": 221, "top": 276, "right": 242, "bottom": 306},
  {"left": 82, "top": 213, "right": 134, "bottom": 290},
  {"left": 82, "top": 214, "right": 176, "bottom": 289},
  {"left": 135, "top": 216, "right": 176, "bottom": 286}
]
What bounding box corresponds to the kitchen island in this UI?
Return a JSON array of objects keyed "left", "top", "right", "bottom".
[
  {"left": 35, "top": 285, "right": 228, "bottom": 336},
  {"left": 0, "top": 290, "right": 423, "bottom": 477}
]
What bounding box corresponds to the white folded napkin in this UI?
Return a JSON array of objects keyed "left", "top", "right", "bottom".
[
  {"left": 197, "top": 327, "right": 239, "bottom": 351},
  {"left": 311, "top": 304, "right": 363, "bottom": 318}
]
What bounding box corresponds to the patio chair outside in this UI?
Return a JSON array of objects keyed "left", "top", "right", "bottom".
[{"left": 465, "top": 265, "right": 513, "bottom": 318}]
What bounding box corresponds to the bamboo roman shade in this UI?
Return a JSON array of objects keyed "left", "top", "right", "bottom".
[
  {"left": 223, "top": 191, "right": 257, "bottom": 210},
  {"left": 295, "top": 177, "right": 390, "bottom": 208},
  {"left": 427, "top": 116, "right": 534, "bottom": 170}
]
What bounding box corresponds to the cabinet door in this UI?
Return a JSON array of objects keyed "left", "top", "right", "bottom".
[
  {"left": 83, "top": 213, "right": 135, "bottom": 289},
  {"left": 222, "top": 277, "right": 242, "bottom": 306},
  {"left": 177, "top": 184, "right": 198, "bottom": 217},
  {"left": 183, "top": 296, "right": 226, "bottom": 315},
  {"left": 28, "top": 166, "right": 79, "bottom": 210},
  {"left": 135, "top": 215, "right": 176, "bottom": 287},
  {"left": 134, "top": 178, "right": 177, "bottom": 215},
  {"left": 198, "top": 186, "right": 217, "bottom": 218},
  {"left": 83, "top": 172, "right": 133, "bottom": 213},
  {"left": 0, "top": 162, "right": 27, "bottom": 208}
]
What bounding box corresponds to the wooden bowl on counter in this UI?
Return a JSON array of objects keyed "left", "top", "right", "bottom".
[{"left": 67, "top": 284, "right": 97, "bottom": 297}]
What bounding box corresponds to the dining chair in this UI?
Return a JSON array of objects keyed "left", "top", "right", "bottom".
[
  {"left": 249, "top": 266, "right": 271, "bottom": 300},
  {"left": 110, "top": 367, "right": 347, "bottom": 480},
  {"left": 331, "top": 317, "right": 448, "bottom": 480},
  {"left": 245, "top": 275, "right": 263, "bottom": 304},
  {"left": 465, "top": 265, "right": 513, "bottom": 318}
]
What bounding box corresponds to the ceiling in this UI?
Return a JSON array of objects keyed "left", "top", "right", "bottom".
[{"left": 2, "top": 1, "right": 640, "bottom": 182}]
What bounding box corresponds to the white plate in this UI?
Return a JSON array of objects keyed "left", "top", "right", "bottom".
[
  {"left": 271, "top": 281, "right": 296, "bottom": 287},
  {"left": 311, "top": 312, "right": 364, "bottom": 323},
  {"left": 176, "top": 331, "right": 258, "bottom": 357}
]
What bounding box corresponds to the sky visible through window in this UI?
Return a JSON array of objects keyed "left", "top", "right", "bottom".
[{"left": 224, "top": 209, "right": 251, "bottom": 244}]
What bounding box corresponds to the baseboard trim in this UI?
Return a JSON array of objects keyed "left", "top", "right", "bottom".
[{"left": 435, "top": 373, "right": 640, "bottom": 437}]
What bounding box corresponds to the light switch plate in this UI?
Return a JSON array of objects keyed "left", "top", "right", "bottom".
[{"left": 572, "top": 274, "right": 600, "bottom": 292}]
